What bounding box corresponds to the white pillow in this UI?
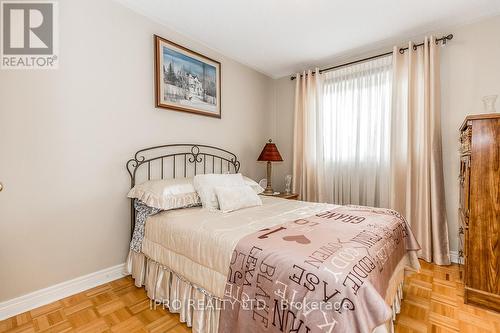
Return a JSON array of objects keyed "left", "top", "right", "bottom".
[
  {"left": 193, "top": 173, "right": 246, "bottom": 209},
  {"left": 243, "top": 176, "right": 265, "bottom": 194},
  {"left": 215, "top": 185, "right": 263, "bottom": 213},
  {"left": 127, "top": 178, "right": 200, "bottom": 210}
]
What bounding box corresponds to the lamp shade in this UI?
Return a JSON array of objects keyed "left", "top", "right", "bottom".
[{"left": 257, "top": 139, "right": 283, "bottom": 162}]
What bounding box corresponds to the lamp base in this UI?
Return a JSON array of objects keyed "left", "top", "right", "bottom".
[
  {"left": 262, "top": 161, "right": 274, "bottom": 196},
  {"left": 262, "top": 187, "right": 274, "bottom": 196}
]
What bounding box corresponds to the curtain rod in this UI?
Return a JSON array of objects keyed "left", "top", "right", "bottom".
[{"left": 290, "top": 34, "right": 453, "bottom": 80}]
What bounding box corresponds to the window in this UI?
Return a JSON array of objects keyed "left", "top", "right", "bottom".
[{"left": 319, "top": 55, "right": 392, "bottom": 207}]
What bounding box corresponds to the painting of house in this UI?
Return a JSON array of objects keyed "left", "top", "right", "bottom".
[{"left": 155, "top": 35, "right": 221, "bottom": 117}]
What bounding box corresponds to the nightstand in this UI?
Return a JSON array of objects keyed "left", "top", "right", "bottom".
[{"left": 273, "top": 192, "right": 299, "bottom": 200}]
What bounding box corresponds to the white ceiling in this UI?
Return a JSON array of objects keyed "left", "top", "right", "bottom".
[{"left": 116, "top": 0, "right": 500, "bottom": 78}]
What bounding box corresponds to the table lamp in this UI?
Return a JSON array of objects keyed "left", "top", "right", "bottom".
[{"left": 257, "top": 139, "right": 283, "bottom": 195}]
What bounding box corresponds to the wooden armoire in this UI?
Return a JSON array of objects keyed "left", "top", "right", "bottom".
[{"left": 458, "top": 113, "right": 499, "bottom": 311}]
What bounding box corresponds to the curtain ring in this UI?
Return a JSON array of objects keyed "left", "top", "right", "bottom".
[{"left": 412, "top": 44, "right": 417, "bottom": 51}]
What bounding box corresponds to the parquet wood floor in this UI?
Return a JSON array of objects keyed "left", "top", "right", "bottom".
[
  {"left": 395, "top": 261, "right": 500, "bottom": 333},
  {"left": 0, "top": 260, "right": 498, "bottom": 332}
]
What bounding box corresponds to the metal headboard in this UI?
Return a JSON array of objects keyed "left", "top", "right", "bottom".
[{"left": 126, "top": 144, "right": 241, "bottom": 236}]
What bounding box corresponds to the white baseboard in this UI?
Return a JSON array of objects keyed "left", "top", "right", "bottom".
[
  {"left": 450, "top": 250, "right": 461, "bottom": 264},
  {"left": 0, "top": 263, "right": 127, "bottom": 320}
]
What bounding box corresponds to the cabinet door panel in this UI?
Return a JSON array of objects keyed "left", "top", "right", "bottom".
[{"left": 468, "top": 119, "right": 500, "bottom": 295}]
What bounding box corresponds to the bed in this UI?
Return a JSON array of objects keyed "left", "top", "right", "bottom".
[{"left": 125, "top": 144, "right": 420, "bottom": 333}]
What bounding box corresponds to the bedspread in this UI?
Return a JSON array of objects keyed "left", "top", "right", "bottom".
[{"left": 219, "top": 205, "right": 420, "bottom": 333}]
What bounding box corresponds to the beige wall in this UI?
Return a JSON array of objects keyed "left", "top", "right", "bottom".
[
  {"left": 271, "top": 15, "right": 500, "bottom": 253},
  {"left": 0, "top": 0, "right": 273, "bottom": 301},
  {"left": 440, "top": 15, "right": 500, "bottom": 252},
  {"left": 269, "top": 77, "right": 295, "bottom": 191}
]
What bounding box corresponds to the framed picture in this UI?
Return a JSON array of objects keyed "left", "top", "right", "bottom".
[{"left": 154, "top": 35, "right": 221, "bottom": 118}]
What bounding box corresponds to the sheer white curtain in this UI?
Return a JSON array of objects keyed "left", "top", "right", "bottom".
[
  {"left": 320, "top": 56, "right": 392, "bottom": 207},
  {"left": 293, "top": 56, "right": 393, "bottom": 207}
]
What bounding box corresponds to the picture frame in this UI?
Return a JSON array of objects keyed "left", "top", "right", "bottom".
[{"left": 154, "top": 35, "right": 221, "bottom": 118}]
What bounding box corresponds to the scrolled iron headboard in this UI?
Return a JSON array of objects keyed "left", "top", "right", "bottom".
[{"left": 126, "top": 144, "right": 241, "bottom": 236}]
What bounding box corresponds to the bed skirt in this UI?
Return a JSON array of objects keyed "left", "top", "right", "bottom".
[
  {"left": 127, "top": 250, "right": 413, "bottom": 333},
  {"left": 127, "top": 251, "right": 222, "bottom": 333}
]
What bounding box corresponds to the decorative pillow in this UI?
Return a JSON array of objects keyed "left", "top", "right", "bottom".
[
  {"left": 215, "top": 185, "right": 263, "bottom": 213},
  {"left": 193, "top": 173, "right": 246, "bottom": 209},
  {"left": 243, "top": 176, "right": 265, "bottom": 194},
  {"left": 127, "top": 178, "right": 200, "bottom": 210}
]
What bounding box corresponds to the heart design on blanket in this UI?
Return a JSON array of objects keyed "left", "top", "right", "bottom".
[{"left": 283, "top": 235, "right": 311, "bottom": 244}]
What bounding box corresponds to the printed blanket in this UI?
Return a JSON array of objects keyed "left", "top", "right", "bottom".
[
  {"left": 130, "top": 200, "right": 161, "bottom": 252},
  {"left": 219, "top": 206, "right": 420, "bottom": 333}
]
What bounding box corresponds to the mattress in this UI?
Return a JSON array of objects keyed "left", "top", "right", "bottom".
[{"left": 141, "top": 196, "right": 337, "bottom": 298}]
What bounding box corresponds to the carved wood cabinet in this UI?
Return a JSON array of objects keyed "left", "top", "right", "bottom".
[{"left": 458, "top": 113, "right": 499, "bottom": 311}]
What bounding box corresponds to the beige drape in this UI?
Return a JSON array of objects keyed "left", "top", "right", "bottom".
[
  {"left": 391, "top": 36, "right": 450, "bottom": 265},
  {"left": 292, "top": 69, "right": 322, "bottom": 201}
]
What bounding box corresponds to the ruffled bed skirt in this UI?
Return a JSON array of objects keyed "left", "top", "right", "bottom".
[
  {"left": 127, "top": 251, "right": 221, "bottom": 333},
  {"left": 127, "top": 250, "right": 409, "bottom": 333},
  {"left": 375, "top": 281, "right": 404, "bottom": 333}
]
